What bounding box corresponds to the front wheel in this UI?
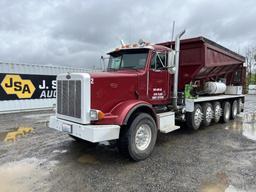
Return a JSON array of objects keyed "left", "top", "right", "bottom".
[{"left": 118, "top": 113, "right": 157, "bottom": 161}]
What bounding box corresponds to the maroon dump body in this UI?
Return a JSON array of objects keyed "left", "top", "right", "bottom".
[{"left": 159, "top": 37, "right": 245, "bottom": 91}]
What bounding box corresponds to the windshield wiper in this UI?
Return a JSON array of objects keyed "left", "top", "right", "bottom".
[
  {"left": 107, "top": 67, "right": 140, "bottom": 72},
  {"left": 120, "top": 66, "right": 140, "bottom": 70},
  {"left": 107, "top": 68, "right": 118, "bottom": 71},
  {"left": 119, "top": 67, "right": 141, "bottom": 72}
]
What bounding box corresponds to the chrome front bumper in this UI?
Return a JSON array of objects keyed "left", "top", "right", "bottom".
[{"left": 49, "top": 116, "right": 120, "bottom": 143}]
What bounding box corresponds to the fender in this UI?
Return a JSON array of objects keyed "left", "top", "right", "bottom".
[
  {"left": 96, "top": 100, "right": 156, "bottom": 126},
  {"left": 122, "top": 102, "right": 156, "bottom": 125}
]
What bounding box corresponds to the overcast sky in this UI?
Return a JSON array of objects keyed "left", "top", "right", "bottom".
[{"left": 0, "top": 0, "right": 255, "bottom": 69}]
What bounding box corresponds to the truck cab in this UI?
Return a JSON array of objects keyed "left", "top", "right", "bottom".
[{"left": 90, "top": 44, "right": 174, "bottom": 123}]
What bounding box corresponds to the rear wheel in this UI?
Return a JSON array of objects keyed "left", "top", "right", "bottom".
[
  {"left": 237, "top": 98, "right": 243, "bottom": 114},
  {"left": 221, "top": 101, "right": 231, "bottom": 123},
  {"left": 213, "top": 101, "right": 221, "bottom": 123},
  {"left": 231, "top": 100, "right": 238, "bottom": 119},
  {"left": 186, "top": 104, "right": 203, "bottom": 130},
  {"left": 118, "top": 113, "right": 157, "bottom": 161},
  {"left": 202, "top": 102, "right": 213, "bottom": 127}
]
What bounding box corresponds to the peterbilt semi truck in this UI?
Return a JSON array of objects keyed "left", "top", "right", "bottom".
[{"left": 49, "top": 31, "right": 245, "bottom": 161}]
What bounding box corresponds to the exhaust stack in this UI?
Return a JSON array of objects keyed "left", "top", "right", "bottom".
[{"left": 173, "top": 30, "right": 186, "bottom": 109}]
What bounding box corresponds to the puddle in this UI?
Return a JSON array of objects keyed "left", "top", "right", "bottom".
[
  {"left": 225, "top": 185, "right": 245, "bottom": 192},
  {"left": 0, "top": 128, "right": 18, "bottom": 141},
  {"left": 0, "top": 158, "right": 58, "bottom": 192},
  {"left": 201, "top": 184, "right": 244, "bottom": 192},
  {"left": 225, "top": 112, "right": 256, "bottom": 141},
  {"left": 1, "top": 127, "right": 34, "bottom": 142},
  {"left": 78, "top": 154, "right": 99, "bottom": 164},
  {"left": 200, "top": 172, "right": 243, "bottom": 192}
]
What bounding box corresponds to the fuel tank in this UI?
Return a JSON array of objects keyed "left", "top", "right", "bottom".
[{"left": 204, "top": 82, "right": 226, "bottom": 95}]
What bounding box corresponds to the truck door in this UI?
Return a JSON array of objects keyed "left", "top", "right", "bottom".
[{"left": 148, "top": 52, "right": 170, "bottom": 104}]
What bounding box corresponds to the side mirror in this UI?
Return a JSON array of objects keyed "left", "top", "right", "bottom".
[{"left": 167, "top": 50, "right": 176, "bottom": 74}]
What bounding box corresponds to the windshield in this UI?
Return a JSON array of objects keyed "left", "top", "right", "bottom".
[{"left": 107, "top": 49, "right": 148, "bottom": 70}]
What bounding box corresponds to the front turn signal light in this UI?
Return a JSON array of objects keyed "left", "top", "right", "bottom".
[{"left": 98, "top": 111, "right": 105, "bottom": 120}]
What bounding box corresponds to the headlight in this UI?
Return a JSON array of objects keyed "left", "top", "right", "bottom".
[{"left": 90, "top": 109, "right": 105, "bottom": 121}]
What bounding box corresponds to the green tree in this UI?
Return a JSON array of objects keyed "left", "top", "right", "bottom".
[{"left": 245, "top": 47, "right": 256, "bottom": 84}]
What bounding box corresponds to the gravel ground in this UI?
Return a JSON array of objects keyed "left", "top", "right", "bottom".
[{"left": 0, "top": 95, "right": 256, "bottom": 192}]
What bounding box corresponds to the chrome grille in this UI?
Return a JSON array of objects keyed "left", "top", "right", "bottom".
[{"left": 57, "top": 80, "right": 81, "bottom": 118}]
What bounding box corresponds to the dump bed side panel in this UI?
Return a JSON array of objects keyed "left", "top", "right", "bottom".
[
  {"left": 159, "top": 37, "right": 245, "bottom": 91},
  {"left": 178, "top": 40, "right": 205, "bottom": 90}
]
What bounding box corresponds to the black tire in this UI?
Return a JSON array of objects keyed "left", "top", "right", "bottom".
[
  {"left": 186, "top": 104, "right": 202, "bottom": 130},
  {"left": 231, "top": 100, "right": 238, "bottom": 120},
  {"left": 117, "top": 113, "right": 157, "bottom": 161},
  {"left": 221, "top": 101, "right": 231, "bottom": 123},
  {"left": 213, "top": 101, "right": 221, "bottom": 123},
  {"left": 202, "top": 102, "right": 213, "bottom": 127},
  {"left": 69, "top": 135, "right": 98, "bottom": 147}
]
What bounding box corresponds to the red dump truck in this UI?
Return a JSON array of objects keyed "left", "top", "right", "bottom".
[{"left": 49, "top": 31, "right": 245, "bottom": 161}]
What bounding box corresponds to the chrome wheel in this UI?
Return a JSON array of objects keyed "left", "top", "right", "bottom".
[
  {"left": 231, "top": 100, "right": 238, "bottom": 119},
  {"left": 135, "top": 124, "right": 152, "bottom": 151},
  {"left": 194, "top": 108, "right": 203, "bottom": 127},
  {"left": 214, "top": 104, "right": 221, "bottom": 122},
  {"left": 205, "top": 106, "right": 213, "bottom": 123}
]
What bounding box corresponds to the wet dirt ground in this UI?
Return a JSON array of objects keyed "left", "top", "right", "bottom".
[{"left": 0, "top": 95, "right": 256, "bottom": 192}]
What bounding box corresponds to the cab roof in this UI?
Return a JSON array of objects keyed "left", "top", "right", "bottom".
[{"left": 108, "top": 44, "right": 170, "bottom": 55}]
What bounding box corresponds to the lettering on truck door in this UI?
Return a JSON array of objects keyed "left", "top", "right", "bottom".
[{"left": 148, "top": 52, "right": 169, "bottom": 103}]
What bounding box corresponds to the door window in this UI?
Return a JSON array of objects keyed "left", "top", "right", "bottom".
[{"left": 150, "top": 52, "right": 167, "bottom": 70}]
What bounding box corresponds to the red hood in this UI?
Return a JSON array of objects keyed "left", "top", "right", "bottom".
[
  {"left": 90, "top": 70, "right": 139, "bottom": 78},
  {"left": 90, "top": 71, "right": 139, "bottom": 113}
]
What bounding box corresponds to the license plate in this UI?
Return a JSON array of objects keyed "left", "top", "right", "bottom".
[{"left": 62, "top": 123, "right": 72, "bottom": 133}]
